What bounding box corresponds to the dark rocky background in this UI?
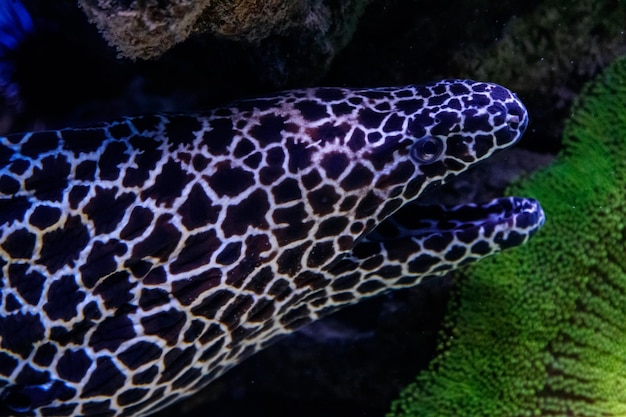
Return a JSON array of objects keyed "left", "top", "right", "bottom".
[{"left": 4, "top": 0, "right": 625, "bottom": 416}]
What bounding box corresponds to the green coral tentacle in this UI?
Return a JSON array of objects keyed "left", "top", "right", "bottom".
[{"left": 389, "top": 55, "right": 626, "bottom": 416}]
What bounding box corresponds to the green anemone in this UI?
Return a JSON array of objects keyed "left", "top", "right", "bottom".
[{"left": 388, "top": 55, "right": 626, "bottom": 416}]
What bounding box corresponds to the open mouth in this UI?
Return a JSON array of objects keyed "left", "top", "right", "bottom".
[
  {"left": 373, "top": 196, "right": 544, "bottom": 245},
  {"left": 349, "top": 196, "right": 545, "bottom": 280}
]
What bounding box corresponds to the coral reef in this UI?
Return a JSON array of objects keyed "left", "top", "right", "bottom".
[
  {"left": 389, "top": 55, "right": 626, "bottom": 416},
  {"left": 78, "top": 0, "right": 371, "bottom": 60}
]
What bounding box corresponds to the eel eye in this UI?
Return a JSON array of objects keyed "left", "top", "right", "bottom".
[{"left": 410, "top": 136, "right": 444, "bottom": 164}]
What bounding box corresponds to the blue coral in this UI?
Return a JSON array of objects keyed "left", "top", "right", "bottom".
[
  {"left": 0, "top": 0, "right": 32, "bottom": 102},
  {"left": 0, "top": 0, "right": 32, "bottom": 51}
]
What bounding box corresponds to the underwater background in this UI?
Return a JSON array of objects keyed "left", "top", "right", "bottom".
[{"left": 2, "top": 0, "right": 626, "bottom": 416}]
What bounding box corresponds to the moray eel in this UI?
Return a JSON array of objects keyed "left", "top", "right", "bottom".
[{"left": 0, "top": 80, "right": 542, "bottom": 417}]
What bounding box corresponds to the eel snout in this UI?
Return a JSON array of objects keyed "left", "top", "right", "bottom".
[{"left": 335, "top": 196, "right": 545, "bottom": 289}]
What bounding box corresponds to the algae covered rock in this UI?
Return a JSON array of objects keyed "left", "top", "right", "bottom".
[
  {"left": 78, "top": 0, "right": 371, "bottom": 60},
  {"left": 78, "top": 0, "right": 207, "bottom": 59},
  {"left": 389, "top": 55, "right": 626, "bottom": 416}
]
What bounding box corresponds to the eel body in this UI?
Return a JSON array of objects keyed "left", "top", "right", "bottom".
[{"left": 0, "top": 80, "right": 541, "bottom": 417}]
